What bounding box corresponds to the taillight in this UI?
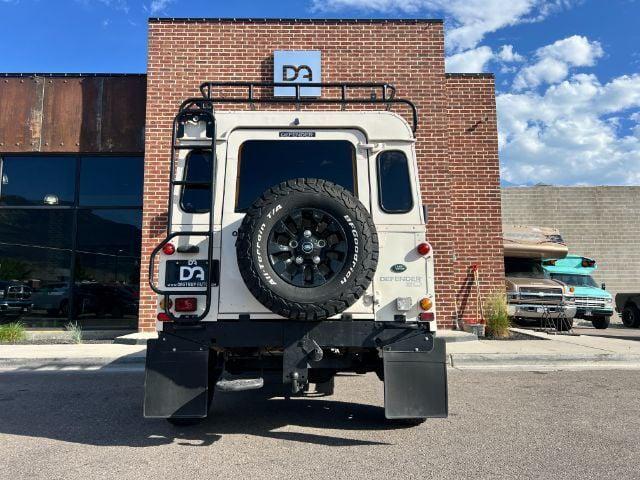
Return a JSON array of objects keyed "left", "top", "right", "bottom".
[
  {"left": 157, "top": 312, "right": 172, "bottom": 322},
  {"left": 162, "top": 243, "right": 176, "bottom": 255},
  {"left": 419, "top": 312, "right": 435, "bottom": 322},
  {"left": 417, "top": 242, "right": 431, "bottom": 256},
  {"left": 420, "top": 297, "right": 433, "bottom": 311},
  {"left": 175, "top": 297, "right": 197, "bottom": 312}
]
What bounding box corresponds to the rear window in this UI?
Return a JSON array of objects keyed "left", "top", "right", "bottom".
[
  {"left": 180, "top": 150, "right": 213, "bottom": 213},
  {"left": 377, "top": 151, "right": 413, "bottom": 213},
  {"left": 235, "top": 140, "right": 355, "bottom": 212}
]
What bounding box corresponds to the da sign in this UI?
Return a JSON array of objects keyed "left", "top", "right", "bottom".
[{"left": 274, "top": 50, "right": 321, "bottom": 97}]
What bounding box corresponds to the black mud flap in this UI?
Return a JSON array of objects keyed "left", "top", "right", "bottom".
[
  {"left": 143, "top": 336, "right": 210, "bottom": 419},
  {"left": 383, "top": 335, "right": 448, "bottom": 419}
]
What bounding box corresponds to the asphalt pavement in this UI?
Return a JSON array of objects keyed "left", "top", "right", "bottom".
[{"left": 1, "top": 368, "right": 639, "bottom": 479}]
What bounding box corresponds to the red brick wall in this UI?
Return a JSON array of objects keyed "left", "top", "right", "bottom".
[
  {"left": 140, "top": 18, "right": 502, "bottom": 331},
  {"left": 446, "top": 73, "right": 504, "bottom": 326}
]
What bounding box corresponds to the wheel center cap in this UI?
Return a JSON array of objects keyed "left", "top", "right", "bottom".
[{"left": 301, "top": 242, "right": 314, "bottom": 254}]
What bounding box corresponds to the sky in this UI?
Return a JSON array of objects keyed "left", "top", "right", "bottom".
[{"left": 1, "top": 0, "right": 639, "bottom": 187}]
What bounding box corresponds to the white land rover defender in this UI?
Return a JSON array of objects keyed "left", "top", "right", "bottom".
[{"left": 145, "top": 82, "right": 448, "bottom": 425}]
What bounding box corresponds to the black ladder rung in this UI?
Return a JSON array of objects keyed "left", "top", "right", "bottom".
[
  {"left": 171, "top": 180, "right": 212, "bottom": 187},
  {"left": 173, "top": 145, "right": 213, "bottom": 150}
]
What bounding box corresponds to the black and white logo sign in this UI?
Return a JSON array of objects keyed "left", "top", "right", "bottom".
[{"left": 274, "top": 50, "right": 321, "bottom": 97}]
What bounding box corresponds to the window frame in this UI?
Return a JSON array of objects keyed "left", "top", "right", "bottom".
[
  {"left": 179, "top": 148, "right": 214, "bottom": 214},
  {"left": 376, "top": 150, "right": 414, "bottom": 214}
]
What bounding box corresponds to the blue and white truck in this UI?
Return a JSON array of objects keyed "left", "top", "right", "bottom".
[{"left": 542, "top": 255, "right": 613, "bottom": 329}]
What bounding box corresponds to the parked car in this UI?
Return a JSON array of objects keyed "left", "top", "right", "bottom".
[
  {"left": 505, "top": 257, "right": 576, "bottom": 331},
  {"left": 543, "top": 255, "right": 612, "bottom": 329},
  {"left": 0, "top": 280, "right": 32, "bottom": 322},
  {"left": 615, "top": 293, "right": 640, "bottom": 328}
]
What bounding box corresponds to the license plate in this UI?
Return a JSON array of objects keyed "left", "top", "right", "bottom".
[
  {"left": 584, "top": 310, "right": 592, "bottom": 316},
  {"left": 536, "top": 307, "right": 544, "bottom": 313},
  {"left": 165, "top": 260, "right": 208, "bottom": 288}
]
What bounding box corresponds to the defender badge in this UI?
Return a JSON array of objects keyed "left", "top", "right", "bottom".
[{"left": 391, "top": 264, "right": 407, "bottom": 273}]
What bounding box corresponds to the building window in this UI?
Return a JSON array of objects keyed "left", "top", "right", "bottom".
[
  {"left": 377, "top": 151, "right": 413, "bottom": 213},
  {"left": 0, "top": 156, "right": 76, "bottom": 206},
  {"left": 236, "top": 140, "right": 356, "bottom": 212},
  {"left": 0, "top": 155, "right": 143, "bottom": 329}
]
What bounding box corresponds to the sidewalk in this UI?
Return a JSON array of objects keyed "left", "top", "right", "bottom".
[{"left": 2, "top": 328, "right": 640, "bottom": 371}]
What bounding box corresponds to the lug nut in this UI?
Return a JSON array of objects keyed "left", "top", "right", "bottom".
[
  {"left": 317, "top": 239, "right": 326, "bottom": 248},
  {"left": 303, "top": 230, "right": 312, "bottom": 238},
  {"left": 312, "top": 256, "right": 321, "bottom": 264},
  {"left": 295, "top": 256, "right": 304, "bottom": 265}
]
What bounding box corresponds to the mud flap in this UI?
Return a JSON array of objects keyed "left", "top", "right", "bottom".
[
  {"left": 143, "top": 336, "right": 210, "bottom": 418},
  {"left": 383, "top": 335, "right": 448, "bottom": 419}
]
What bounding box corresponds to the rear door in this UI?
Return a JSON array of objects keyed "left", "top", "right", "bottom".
[{"left": 218, "top": 128, "right": 374, "bottom": 318}]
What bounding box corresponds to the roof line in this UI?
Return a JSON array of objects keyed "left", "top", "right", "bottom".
[
  {"left": 1, "top": 73, "right": 146, "bottom": 78},
  {"left": 445, "top": 73, "right": 495, "bottom": 79},
  {"left": 148, "top": 17, "right": 443, "bottom": 24}
]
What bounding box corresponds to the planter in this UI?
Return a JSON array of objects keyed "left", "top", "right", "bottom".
[{"left": 463, "top": 323, "right": 485, "bottom": 337}]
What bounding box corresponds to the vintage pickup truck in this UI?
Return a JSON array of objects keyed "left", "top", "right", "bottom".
[
  {"left": 503, "top": 226, "right": 576, "bottom": 331},
  {"left": 543, "top": 256, "right": 612, "bottom": 329}
]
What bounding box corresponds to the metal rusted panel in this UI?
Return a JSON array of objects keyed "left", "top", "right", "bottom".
[
  {"left": 41, "top": 77, "right": 101, "bottom": 152},
  {"left": 0, "top": 75, "right": 146, "bottom": 154},
  {"left": 100, "top": 76, "right": 146, "bottom": 152},
  {"left": 0, "top": 77, "right": 43, "bottom": 151}
]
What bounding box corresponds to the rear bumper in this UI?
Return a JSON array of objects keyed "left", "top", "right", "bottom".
[
  {"left": 508, "top": 303, "right": 577, "bottom": 319},
  {"left": 145, "top": 320, "right": 447, "bottom": 420}
]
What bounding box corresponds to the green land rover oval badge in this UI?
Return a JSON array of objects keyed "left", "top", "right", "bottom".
[{"left": 391, "top": 264, "right": 407, "bottom": 273}]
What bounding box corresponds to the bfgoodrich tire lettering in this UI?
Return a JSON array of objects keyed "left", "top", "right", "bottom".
[{"left": 236, "top": 178, "right": 378, "bottom": 320}]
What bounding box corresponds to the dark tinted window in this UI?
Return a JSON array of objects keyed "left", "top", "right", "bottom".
[
  {"left": 236, "top": 140, "right": 355, "bottom": 212},
  {"left": 0, "top": 156, "right": 76, "bottom": 206},
  {"left": 377, "top": 151, "right": 413, "bottom": 213},
  {"left": 180, "top": 150, "right": 213, "bottom": 213},
  {"left": 79, "top": 156, "right": 143, "bottom": 207},
  {"left": 0, "top": 210, "right": 73, "bottom": 250}
]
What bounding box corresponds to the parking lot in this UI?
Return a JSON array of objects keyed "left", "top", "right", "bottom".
[{"left": 1, "top": 368, "right": 639, "bottom": 479}]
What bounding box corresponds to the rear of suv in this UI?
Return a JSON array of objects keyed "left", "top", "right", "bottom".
[{"left": 145, "top": 82, "right": 447, "bottom": 425}]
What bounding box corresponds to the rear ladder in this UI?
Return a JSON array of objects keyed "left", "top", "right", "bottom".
[{"left": 148, "top": 102, "right": 217, "bottom": 323}]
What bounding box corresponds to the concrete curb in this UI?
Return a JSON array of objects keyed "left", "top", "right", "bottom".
[
  {"left": 0, "top": 354, "right": 146, "bottom": 370},
  {"left": 449, "top": 353, "right": 640, "bottom": 368}
]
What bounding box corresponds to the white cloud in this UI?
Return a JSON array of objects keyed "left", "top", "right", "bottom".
[
  {"left": 311, "top": 0, "right": 578, "bottom": 52},
  {"left": 149, "top": 0, "right": 174, "bottom": 15},
  {"left": 445, "top": 46, "right": 494, "bottom": 73},
  {"left": 497, "top": 45, "right": 524, "bottom": 63},
  {"left": 513, "top": 35, "right": 603, "bottom": 90},
  {"left": 498, "top": 73, "right": 640, "bottom": 185}
]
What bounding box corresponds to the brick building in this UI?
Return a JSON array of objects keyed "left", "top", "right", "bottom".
[{"left": 0, "top": 18, "right": 503, "bottom": 332}]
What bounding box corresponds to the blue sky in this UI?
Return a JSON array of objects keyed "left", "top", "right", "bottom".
[{"left": 1, "top": 0, "right": 639, "bottom": 186}]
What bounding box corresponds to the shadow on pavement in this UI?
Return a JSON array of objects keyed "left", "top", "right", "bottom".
[{"left": 0, "top": 370, "right": 402, "bottom": 448}]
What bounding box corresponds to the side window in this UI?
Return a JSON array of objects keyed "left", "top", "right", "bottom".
[
  {"left": 180, "top": 150, "right": 213, "bottom": 213},
  {"left": 377, "top": 151, "right": 413, "bottom": 213}
]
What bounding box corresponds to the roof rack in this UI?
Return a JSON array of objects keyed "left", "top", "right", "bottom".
[{"left": 178, "top": 81, "right": 418, "bottom": 134}]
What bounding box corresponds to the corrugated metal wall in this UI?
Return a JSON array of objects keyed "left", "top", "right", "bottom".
[{"left": 0, "top": 75, "right": 146, "bottom": 153}]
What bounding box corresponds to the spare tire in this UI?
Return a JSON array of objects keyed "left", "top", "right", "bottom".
[{"left": 236, "top": 178, "right": 378, "bottom": 320}]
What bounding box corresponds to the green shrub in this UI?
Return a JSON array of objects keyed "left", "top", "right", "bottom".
[
  {"left": 484, "top": 292, "right": 510, "bottom": 339},
  {"left": 65, "top": 321, "right": 83, "bottom": 344},
  {"left": 0, "top": 322, "right": 26, "bottom": 343}
]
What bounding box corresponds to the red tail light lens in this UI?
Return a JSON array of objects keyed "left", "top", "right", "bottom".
[
  {"left": 419, "top": 312, "right": 435, "bottom": 322},
  {"left": 175, "top": 297, "right": 197, "bottom": 312},
  {"left": 157, "top": 312, "right": 172, "bottom": 322},
  {"left": 162, "top": 243, "right": 176, "bottom": 255},
  {"left": 417, "top": 243, "right": 431, "bottom": 255}
]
